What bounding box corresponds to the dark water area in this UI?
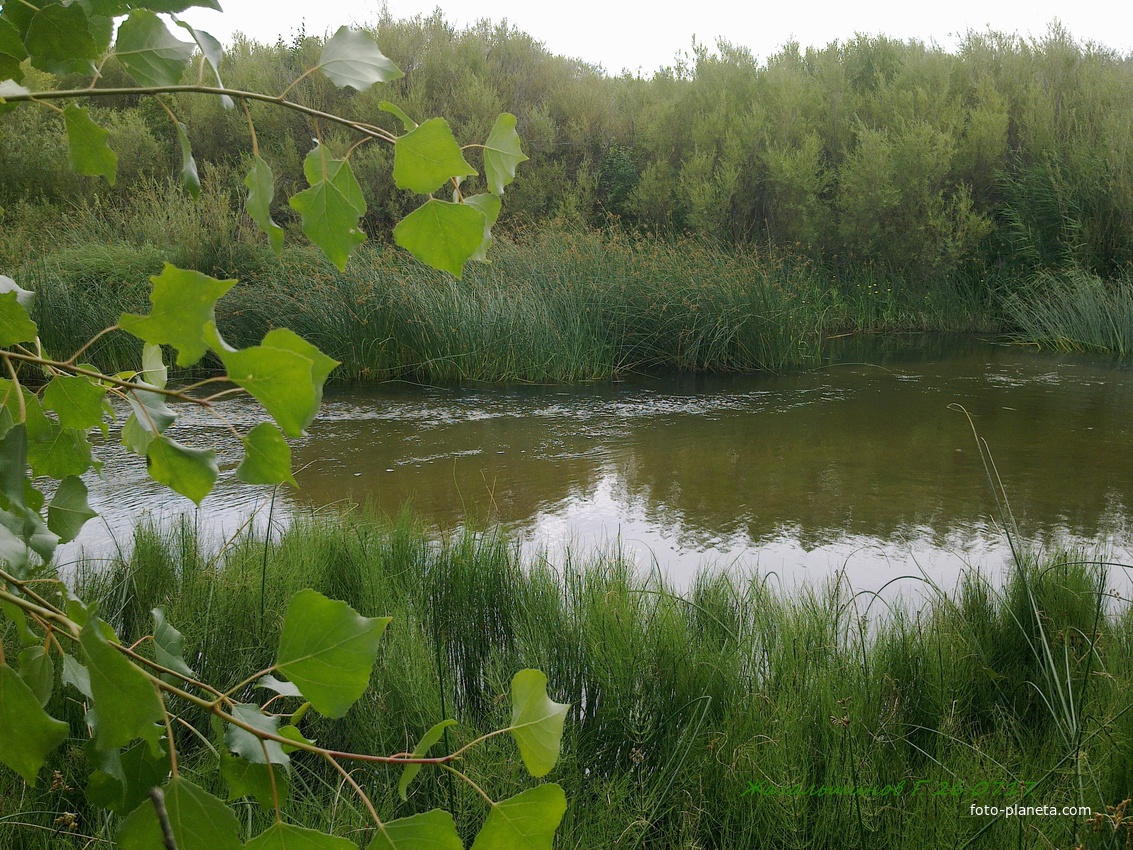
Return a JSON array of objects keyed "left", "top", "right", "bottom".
[{"left": 73, "top": 335, "right": 1133, "bottom": 593}]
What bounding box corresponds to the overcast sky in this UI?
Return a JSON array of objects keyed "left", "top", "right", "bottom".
[{"left": 179, "top": 0, "right": 1133, "bottom": 76}]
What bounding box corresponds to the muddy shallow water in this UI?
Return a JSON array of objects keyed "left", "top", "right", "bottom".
[{"left": 70, "top": 335, "right": 1133, "bottom": 593}]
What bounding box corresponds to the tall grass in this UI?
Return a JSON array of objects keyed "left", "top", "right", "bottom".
[
  {"left": 4, "top": 508, "right": 1132, "bottom": 849},
  {"left": 1003, "top": 267, "right": 1133, "bottom": 355}
]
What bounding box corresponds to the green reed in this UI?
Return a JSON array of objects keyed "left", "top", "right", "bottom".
[{"left": 4, "top": 507, "right": 1131, "bottom": 849}]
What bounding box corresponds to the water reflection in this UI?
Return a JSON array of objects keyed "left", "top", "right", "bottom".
[{"left": 71, "top": 336, "right": 1133, "bottom": 591}]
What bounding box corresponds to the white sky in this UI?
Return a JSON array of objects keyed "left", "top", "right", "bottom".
[{"left": 179, "top": 1, "right": 1133, "bottom": 76}]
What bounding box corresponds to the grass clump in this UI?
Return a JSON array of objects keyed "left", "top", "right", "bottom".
[{"left": 3, "top": 509, "right": 1132, "bottom": 849}]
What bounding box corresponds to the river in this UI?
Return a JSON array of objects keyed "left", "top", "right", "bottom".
[{"left": 70, "top": 335, "right": 1133, "bottom": 594}]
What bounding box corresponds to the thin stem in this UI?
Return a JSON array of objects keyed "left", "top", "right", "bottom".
[
  {"left": 261, "top": 740, "right": 282, "bottom": 822},
  {"left": 2, "top": 356, "right": 26, "bottom": 422},
  {"left": 439, "top": 763, "right": 494, "bottom": 806},
  {"left": 1, "top": 350, "right": 214, "bottom": 404},
  {"left": 322, "top": 754, "right": 383, "bottom": 829},
  {"left": 9, "top": 84, "right": 399, "bottom": 144},
  {"left": 63, "top": 325, "right": 121, "bottom": 366},
  {"left": 161, "top": 693, "right": 179, "bottom": 776},
  {"left": 278, "top": 66, "right": 319, "bottom": 101},
  {"left": 242, "top": 97, "right": 259, "bottom": 158}
]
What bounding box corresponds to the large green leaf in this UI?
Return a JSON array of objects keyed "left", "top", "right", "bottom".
[
  {"left": 289, "top": 145, "right": 367, "bottom": 271},
  {"left": 0, "top": 597, "right": 39, "bottom": 647},
  {"left": 274, "top": 589, "right": 391, "bottom": 718},
  {"left": 318, "top": 26, "right": 402, "bottom": 90},
  {"left": 174, "top": 21, "right": 233, "bottom": 108},
  {"left": 469, "top": 784, "right": 567, "bottom": 850},
  {"left": 117, "top": 777, "right": 242, "bottom": 850},
  {"left": 132, "top": 0, "right": 223, "bottom": 11},
  {"left": 0, "top": 290, "right": 37, "bottom": 346},
  {"left": 244, "top": 155, "right": 284, "bottom": 255},
  {"left": 509, "top": 669, "right": 568, "bottom": 778},
  {"left": 225, "top": 703, "right": 289, "bottom": 769},
  {"left": 0, "top": 665, "right": 68, "bottom": 784},
  {"left": 0, "top": 17, "right": 27, "bottom": 83},
  {"left": 17, "top": 646, "right": 54, "bottom": 707},
  {"left": 213, "top": 340, "right": 318, "bottom": 439},
  {"left": 484, "top": 113, "right": 528, "bottom": 195},
  {"left": 380, "top": 100, "right": 416, "bottom": 132},
  {"left": 114, "top": 10, "right": 194, "bottom": 87},
  {"left": 80, "top": 615, "right": 165, "bottom": 752},
  {"left": 146, "top": 435, "right": 217, "bottom": 505},
  {"left": 399, "top": 719, "right": 457, "bottom": 800},
  {"left": 47, "top": 475, "right": 97, "bottom": 544},
  {"left": 219, "top": 749, "right": 288, "bottom": 809},
  {"left": 64, "top": 104, "right": 117, "bottom": 185},
  {"left": 393, "top": 199, "right": 485, "bottom": 278},
  {"left": 85, "top": 738, "right": 171, "bottom": 815},
  {"left": 25, "top": 3, "right": 99, "bottom": 75},
  {"left": 394, "top": 118, "right": 477, "bottom": 195},
  {"left": 0, "top": 422, "right": 61, "bottom": 571},
  {"left": 43, "top": 374, "right": 107, "bottom": 431},
  {"left": 249, "top": 822, "right": 356, "bottom": 850},
  {"left": 237, "top": 422, "right": 297, "bottom": 486},
  {"left": 368, "top": 809, "right": 463, "bottom": 850},
  {"left": 119, "top": 264, "right": 236, "bottom": 367},
  {"left": 24, "top": 395, "right": 93, "bottom": 480},
  {"left": 152, "top": 606, "right": 194, "bottom": 680},
  {"left": 463, "top": 193, "right": 502, "bottom": 263},
  {"left": 176, "top": 121, "right": 200, "bottom": 200}
]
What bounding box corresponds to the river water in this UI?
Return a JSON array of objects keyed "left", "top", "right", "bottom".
[{"left": 71, "top": 335, "right": 1133, "bottom": 593}]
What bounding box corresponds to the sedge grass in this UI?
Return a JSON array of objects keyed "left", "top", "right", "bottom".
[{"left": 3, "top": 508, "right": 1132, "bottom": 849}]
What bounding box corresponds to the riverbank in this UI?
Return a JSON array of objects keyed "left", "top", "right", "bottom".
[
  {"left": 3, "top": 510, "right": 1131, "bottom": 849},
  {"left": 19, "top": 221, "right": 1133, "bottom": 384}
]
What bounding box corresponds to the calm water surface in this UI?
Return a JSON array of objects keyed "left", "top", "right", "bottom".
[{"left": 73, "top": 336, "right": 1133, "bottom": 592}]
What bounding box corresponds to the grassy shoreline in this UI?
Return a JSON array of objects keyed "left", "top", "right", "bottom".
[
  {"left": 3, "top": 509, "right": 1132, "bottom": 848},
  {"left": 20, "top": 225, "right": 1008, "bottom": 384}
]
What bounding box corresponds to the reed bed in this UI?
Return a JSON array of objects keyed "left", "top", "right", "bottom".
[
  {"left": 17, "top": 217, "right": 997, "bottom": 383},
  {"left": 1003, "top": 267, "right": 1133, "bottom": 356},
  {"left": 4, "top": 509, "right": 1132, "bottom": 849}
]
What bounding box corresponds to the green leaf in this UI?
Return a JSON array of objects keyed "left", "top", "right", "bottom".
[
  {"left": 368, "top": 809, "right": 463, "bottom": 850},
  {"left": 119, "top": 264, "right": 236, "bottom": 367},
  {"left": 238, "top": 422, "right": 297, "bottom": 486},
  {"left": 249, "top": 823, "right": 356, "bottom": 850},
  {"left": 24, "top": 396, "right": 94, "bottom": 480},
  {"left": 0, "top": 665, "right": 68, "bottom": 784},
  {"left": 63, "top": 104, "right": 117, "bottom": 186},
  {"left": 509, "top": 669, "right": 568, "bottom": 778},
  {"left": 470, "top": 784, "right": 567, "bottom": 850},
  {"left": 146, "top": 435, "right": 217, "bottom": 505},
  {"left": 318, "top": 26, "right": 402, "bottom": 91},
  {"left": 86, "top": 737, "right": 171, "bottom": 815},
  {"left": 0, "top": 290, "right": 37, "bottom": 346},
  {"left": 0, "top": 17, "right": 27, "bottom": 83},
  {"left": 0, "top": 274, "right": 34, "bottom": 314},
  {"left": 141, "top": 342, "right": 168, "bottom": 389},
  {"left": 219, "top": 750, "right": 288, "bottom": 810},
  {"left": 152, "top": 606, "right": 194, "bottom": 680},
  {"left": 25, "top": 3, "right": 99, "bottom": 75},
  {"left": 394, "top": 118, "right": 478, "bottom": 195},
  {"left": 256, "top": 673, "right": 303, "bottom": 698},
  {"left": 0, "top": 598, "right": 39, "bottom": 648},
  {"left": 277, "top": 722, "right": 315, "bottom": 754},
  {"left": 174, "top": 21, "right": 233, "bottom": 108},
  {"left": 17, "top": 646, "right": 54, "bottom": 707},
  {"left": 464, "top": 193, "right": 502, "bottom": 263},
  {"left": 114, "top": 10, "right": 194, "bottom": 87},
  {"left": 132, "top": 0, "right": 223, "bottom": 12},
  {"left": 0, "top": 422, "right": 60, "bottom": 570},
  {"left": 225, "top": 703, "right": 289, "bottom": 769},
  {"left": 380, "top": 101, "right": 417, "bottom": 132},
  {"left": 43, "top": 375, "right": 107, "bottom": 431},
  {"left": 262, "top": 328, "right": 339, "bottom": 393},
  {"left": 399, "top": 719, "right": 457, "bottom": 800},
  {"left": 244, "top": 155, "right": 284, "bottom": 255},
  {"left": 117, "top": 777, "right": 242, "bottom": 850},
  {"left": 211, "top": 335, "right": 319, "bottom": 439},
  {"left": 394, "top": 199, "right": 485, "bottom": 278},
  {"left": 176, "top": 121, "right": 200, "bottom": 200},
  {"left": 275, "top": 589, "right": 391, "bottom": 719},
  {"left": 61, "top": 653, "right": 92, "bottom": 699},
  {"left": 484, "top": 113, "right": 528, "bottom": 195},
  {"left": 80, "top": 615, "right": 165, "bottom": 752},
  {"left": 289, "top": 144, "right": 367, "bottom": 271},
  {"left": 47, "top": 476, "right": 98, "bottom": 544}
]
